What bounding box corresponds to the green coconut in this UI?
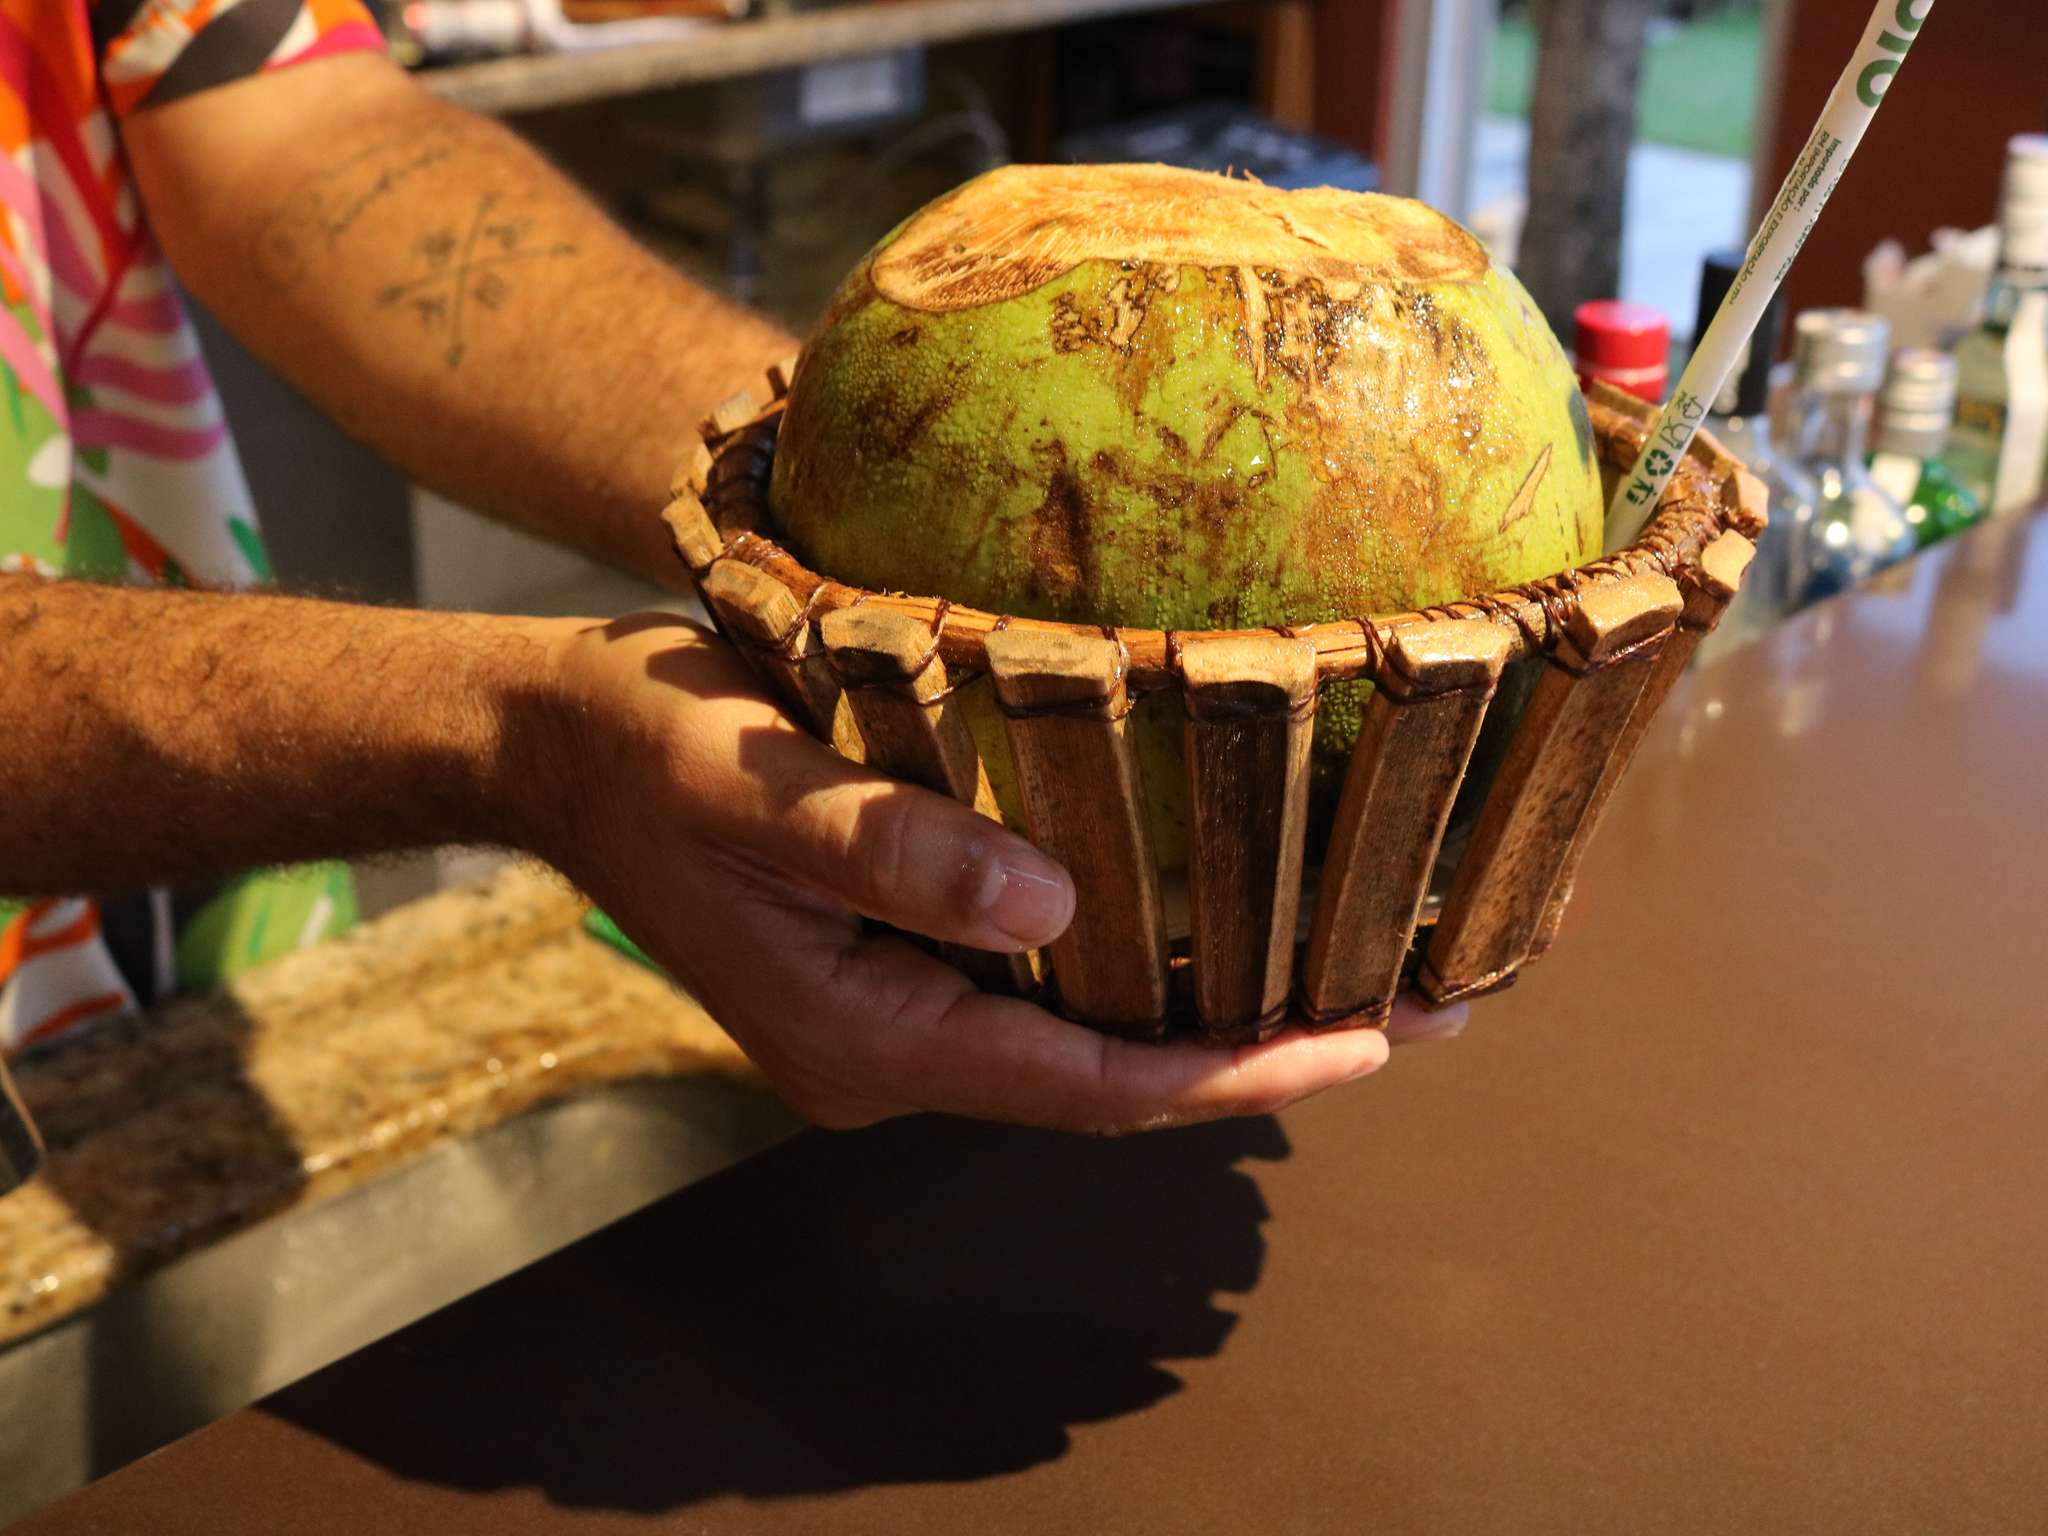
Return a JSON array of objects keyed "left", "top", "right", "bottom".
[{"left": 771, "top": 164, "right": 1602, "bottom": 869}]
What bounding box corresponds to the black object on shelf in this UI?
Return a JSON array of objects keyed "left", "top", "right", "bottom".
[{"left": 1058, "top": 104, "right": 1377, "bottom": 193}]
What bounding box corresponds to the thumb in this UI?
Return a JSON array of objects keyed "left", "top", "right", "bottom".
[{"left": 736, "top": 728, "right": 1076, "bottom": 954}]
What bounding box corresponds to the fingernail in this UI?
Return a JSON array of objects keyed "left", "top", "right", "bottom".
[
  {"left": 1385, "top": 1004, "right": 1469, "bottom": 1046},
  {"left": 979, "top": 849, "right": 1075, "bottom": 947}
]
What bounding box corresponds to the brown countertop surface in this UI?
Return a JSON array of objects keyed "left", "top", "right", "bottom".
[{"left": 15, "top": 517, "right": 2048, "bottom": 1534}]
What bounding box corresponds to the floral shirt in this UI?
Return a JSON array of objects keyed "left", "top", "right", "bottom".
[{"left": 0, "top": 0, "right": 384, "bottom": 1055}]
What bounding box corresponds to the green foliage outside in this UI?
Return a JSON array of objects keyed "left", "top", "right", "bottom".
[{"left": 1487, "top": 4, "right": 1763, "bottom": 160}]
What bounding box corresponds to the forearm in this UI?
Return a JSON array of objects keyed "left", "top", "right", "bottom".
[
  {"left": 123, "top": 55, "right": 796, "bottom": 589},
  {"left": 0, "top": 575, "right": 574, "bottom": 896}
]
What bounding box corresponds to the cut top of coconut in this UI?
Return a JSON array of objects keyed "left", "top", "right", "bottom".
[{"left": 871, "top": 164, "right": 1491, "bottom": 313}]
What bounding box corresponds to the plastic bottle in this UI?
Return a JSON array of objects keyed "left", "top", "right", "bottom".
[
  {"left": 1947, "top": 135, "right": 2048, "bottom": 514},
  {"left": 1870, "top": 348, "right": 1984, "bottom": 548}
]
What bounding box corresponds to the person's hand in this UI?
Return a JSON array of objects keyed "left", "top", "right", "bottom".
[{"left": 527, "top": 613, "right": 1463, "bottom": 1133}]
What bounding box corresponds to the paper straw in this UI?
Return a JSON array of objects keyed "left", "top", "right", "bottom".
[{"left": 1604, "top": 0, "right": 1937, "bottom": 548}]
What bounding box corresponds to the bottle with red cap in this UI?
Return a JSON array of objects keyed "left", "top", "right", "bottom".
[{"left": 1572, "top": 300, "right": 1670, "bottom": 403}]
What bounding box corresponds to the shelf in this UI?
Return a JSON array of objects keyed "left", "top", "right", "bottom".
[{"left": 419, "top": 0, "right": 1219, "bottom": 116}]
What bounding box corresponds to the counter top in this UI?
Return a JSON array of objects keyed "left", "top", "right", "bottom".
[
  {"left": 0, "top": 865, "right": 751, "bottom": 1351},
  {"left": 15, "top": 514, "right": 2048, "bottom": 1533}
]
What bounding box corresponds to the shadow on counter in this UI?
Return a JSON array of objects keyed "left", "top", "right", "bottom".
[
  {"left": 2, "top": 995, "right": 311, "bottom": 1518},
  {"left": 263, "top": 1110, "right": 1289, "bottom": 1512}
]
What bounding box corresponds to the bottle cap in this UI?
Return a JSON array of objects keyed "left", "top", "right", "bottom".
[
  {"left": 2000, "top": 134, "right": 2048, "bottom": 272},
  {"left": 1880, "top": 346, "right": 1957, "bottom": 420},
  {"left": 1876, "top": 347, "right": 1957, "bottom": 460},
  {"left": 1792, "top": 308, "right": 1890, "bottom": 395},
  {"left": 1574, "top": 300, "right": 1669, "bottom": 367},
  {"left": 1695, "top": 250, "right": 1787, "bottom": 419},
  {"left": 1573, "top": 300, "right": 1669, "bottom": 400}
]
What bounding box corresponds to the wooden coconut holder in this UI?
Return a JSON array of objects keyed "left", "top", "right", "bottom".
[{"left": 665, "top": 364, "right": 1766, "bottom": 1046}]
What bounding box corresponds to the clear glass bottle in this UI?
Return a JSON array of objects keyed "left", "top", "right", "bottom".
[
  {"left": 1870, "top": 348, "right": 1985, "bottom": 548},
  {"left": 1689, "top": 250, "right": 1818, "bottom": 661},
  {"left": 1947, "top": 135, "right": 2048, "bottom": 515},
  {"left": 1786, "top": 310, "right": 1917, "bottom": 606}
]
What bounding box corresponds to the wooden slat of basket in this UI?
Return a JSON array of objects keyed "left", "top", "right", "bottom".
[
  {"left": 671, "top": 438, "right": 716, "bottom": 503},
  {"left": 700, "top": 421, "right": 779, "bottom": 543},
  {"left": 699, "top": 388, "right": 763, "bottom": 450},
  {"left": 1181, "top": 634, "right": 1319, "bottom": 1043},
  {"left": 1684, "top": 424, "right": 1770, "bottom": 542},
  {"left": 660, "top": 488, "right": 723, "bottom": 580},
  {"left": 1530, "top": 531, "right": 1755, "bottom": 958},
  {"left": 1585, "top": 385, "right": 1770, "bottom": 535},
  {"left": 820, "top": 606, "right": 1040, "bottom": 998},
  {"left": 1720, "top": 461, "right": 1770, "bottom": 542},
  {"left": 1299, "top": 619, "right": 1512, "bottom": 1030},
  {"left": 1419, "top": 571, "right": 1683, "bottom": 1004},
  {"left": 1587, "top": 379, "right": 1657, "bottom": 468},
  {"left": 987, "top": 629, "right": 1168, "bottom": 1036},
  {"left": 699, "top": 558, "right": 865, "bottom": 762}
]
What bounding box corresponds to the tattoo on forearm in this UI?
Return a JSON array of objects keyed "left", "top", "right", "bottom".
[
  {"left": 257, "top": 131, "right": 460, "bottom": 288},
  {"left": 374, "top": 193, "right": 577, "bottom": 369}
]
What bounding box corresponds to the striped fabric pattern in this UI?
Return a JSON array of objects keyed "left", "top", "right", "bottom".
[{"left": 99, "top": 0, "right": 383, "bottom": 115}]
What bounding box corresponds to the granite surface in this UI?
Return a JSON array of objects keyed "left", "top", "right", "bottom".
[{"left": 0, "top": 865, "right": 752, "bottom": 1349}]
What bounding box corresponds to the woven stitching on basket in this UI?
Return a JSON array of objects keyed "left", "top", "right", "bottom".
[
  {"left": 830, "top": 599, "right": 945, "bottom": 686},
  {"left": 724, "top": 575, "right": 835, "bottom": 661},
  {"left": 831, "top": 600, "right": 999, "bottom": 706},
  {"left": 993, "top": 637, "right": 1138, "bottom": 723},
  {"left": 1543, "top": 625, "right": 1673, "bottom": 678},
  {"left": 701, "top": 397, "right": 1730, "bottom": 696},
  {"left": 1292, "top": 989, "right": 1393, "bottom": 1029}
]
